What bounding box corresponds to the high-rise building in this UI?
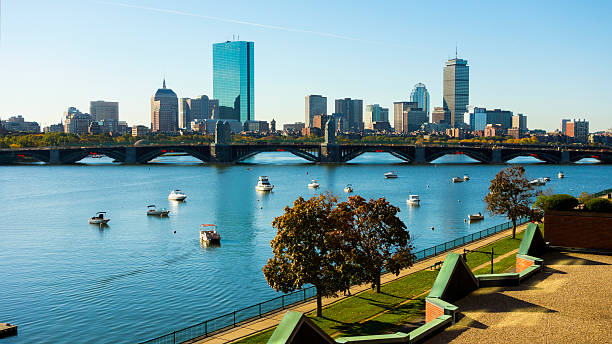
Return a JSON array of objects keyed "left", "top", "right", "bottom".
[
  {"left": 90, "top": 101, "right": 118, "bottom": 121},
  {"left": 410, "top": 83, "right": 430, "bottom": 117},
  {"left": 465, "top": 107, "right": 513, "bottom": 131},
  {"left": 563, "top": 119, "right": 590, "bottom": 143},
  {"left": 1, "top": 115, "right": 40, "bottom": 133},
  {"left": 431, "top": 106, "right": 450, "bottom": 124},
  {"left": 180, "top": 95, "right": 217, "bottom": 130},
  {"left": 561, "top": 119, "right": 571, "bottom": 135},
  {"left": 305, "top": 95, "right": 327, "bottom": 128},
  {"left": 364, "top": 104, "right": 389, "bottom": 130},
  {"left": 512, "top": 113, "right": 527, "bottom": 131},
  {"left": 393, "top": 101, "right": 427, "bottom": 133},
  {"left": 335, "top": 98, "right": 363, "bottom": 131},
  {"left": 213, "top": 40, "right": 254, "bottom": 122},
  {"left": 443, "top": 58, "right": 469, "bottom": 127},
  {"left": 64, "top": 107, "right": 91, "bottom": 134},
  {"left": 150, "top": 79, "right": 178, "bottom": 132}
]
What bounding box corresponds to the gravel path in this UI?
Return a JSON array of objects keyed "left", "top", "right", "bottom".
[{"left": 426, "top": 251, "right": 612, "bottom": 344}]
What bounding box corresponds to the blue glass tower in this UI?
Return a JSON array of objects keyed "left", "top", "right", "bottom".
[{"left": 213, "top": 41, "right": 254, "bottom": 122}]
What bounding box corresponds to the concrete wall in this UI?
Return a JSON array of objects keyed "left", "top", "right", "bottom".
[{"left": 544, "top": 211, "right": 612, "bottom": 250}]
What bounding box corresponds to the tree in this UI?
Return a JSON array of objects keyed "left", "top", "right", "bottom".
[
  {"left": 336, "top": 196, "right": 414, "bottom": 292},
  {"left": 484, "top": 166, "right": 540, "bottom": 238},
  {"left": 262, "top": 193, "right": 346, "bottom": 317}
]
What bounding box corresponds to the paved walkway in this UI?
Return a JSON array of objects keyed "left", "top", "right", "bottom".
[
  {"left": 426, "top": 250, "right": 612, "bottom": 344},
  {"left": 193, "top": 224, "right": 528, "bottom": 344}
]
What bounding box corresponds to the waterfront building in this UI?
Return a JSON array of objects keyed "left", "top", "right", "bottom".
[
  {"left": 431, "top": 106, "right": 450, "bottom": 124},
  {"left": 410, "top": 83, "right": 430, "bottom": 117},
  {"left": 43, "top": 123, "right": 64, "bottom": 133},
  {"left": 561, "top": 119, "right": 571, "bottom": 135},
  {"left": 180, "top": 95, "right": 217, "bottom": 130},
  {"left": 443, "top": 58, "right": 469, "bottom": 127},
  {"left": 335, "top": 98, "right": 363, "bottom": 131},
  {"left": 305, "top": 95, "right": 327, "bottom": 128},
  {"left": 465, "top": 107, "right": 513, "bottom": 131},
  {"left": 512, "top": 113, "right": 528, "bottom": 131},
  {"left": 370, "top": 122, "right": 392, "bottom": 132},
  {"left": 446, "top": 127, "right": 466, "bottom": 139},
  {"left": 243, "top": 120, "right": 269, "bottom": 133},
  {"left": 393, "top": 101, "right": 427, "bottom": 133},
  {"left": 132, "top": 125, "right": 151, "bottom": 137},
  {"left": 563, "top": 118, "right": 590, "bottom": 143},
  {"left": 312, "top": 114, "right": 331, "bottom": 130},
  {"left": 1, "top": 115, "right": 40, "bottom": 133},
  {"left": 364, "top": 104, "right": 389, "bottom": 130},
  {"left": 64, "top": 107, "right": 91, "bottom": 134},
  {"left": 90, "top": 100, "right": 118, "bottom": 121},
  {"left": 283, "top": 122, "right": 305, "bottom": 132},
  {"left": 213, "top": 40, "right": 254, "bottom": 122},
  {"left": 151, "top": 79, "right": 178, "bottom": 132},
  {"left": 484, "top": 124, "right": 506, "bottom": 137}
]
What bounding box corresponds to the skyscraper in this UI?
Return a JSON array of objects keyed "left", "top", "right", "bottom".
[
  {"left": 335, "top": 98, "right": 363, "bottom": 131},
  {"left": 364, "top": 104, "right": 389, "bottom": 130},
  {"left": 443, "top": 58, "right": 469, "bottom": 127},
  {"left": 431, "top": 107, "right": 450, "bottom": 124},
  {"left": 90, "top": 101, "right": 118, "bottom": 121},
  {"left": 305, "top": 95, "right": 327, "bottom": 128},
  {"left": 410, "top": 83, "right": 430, "bottom": 117},
  {"left": 151, "top": 79, "right": 178, "bottom": 132},
  {"left": 213, "top": 40, "right": 254, "bottom": 122},
  {"left": 179, "top": 95, "right": 216, "bottom": 129},
  {"left": 393, "top": 102, "right": 427, "bottom": 133}
]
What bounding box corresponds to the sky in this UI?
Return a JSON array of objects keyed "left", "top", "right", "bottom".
[{"left": 1, "top": 0, "right": 611, "bottom": 131}]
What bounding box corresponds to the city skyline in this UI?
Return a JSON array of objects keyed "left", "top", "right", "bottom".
[{"left": 1, "top": 1, "right": 611, "bottom": 131}]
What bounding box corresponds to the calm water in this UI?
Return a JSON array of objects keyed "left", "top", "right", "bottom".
[{"left": 1, "top": 153, "right": 609, "bottom": 343}]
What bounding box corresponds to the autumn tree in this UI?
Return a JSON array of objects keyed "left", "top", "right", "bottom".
[
  {"left": 262, "top": 193, "right": 346, "bottom": 317},
  {"left": 484, "top": 166, "right": 540, "bottom": 238},
  {"left": 336, "top": 196, "right": 413, "bottom": 292}
]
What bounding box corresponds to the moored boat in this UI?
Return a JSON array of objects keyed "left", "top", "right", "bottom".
[
  {"left": 467, "top": 213, "right": 484, "bottom": 221},
  {"left": 200, "top": 224, "right": 221, "bottom": 245},
  {"left": 452, "top": 177, "right": 463, "bottom": 183},
  {"left": 255, "top": 176, "right": 274, "bottom": 191},
  {"left": 384, "top": 171, "right": 398, "bottom": 179},
  {"left": 558, "top": 171, "right": 565, "bottom": 179},
  {"left": 146, "top": 205, "right": 169, "bottom": 217},
  {"left": 307, "top": 179, "right": 320, "bottom": 188},
  {"left": 344, "top": 184, "right": 354, "bottom": 193},
  {"left": 463, "top": 175, "right": 470, "bottom": 181},
  {"left": 168, "top": 189, "right": 187, "bottom": 201},
  {"left": 407, "top": 195, "right": 420, "bottom": 206},
  {"left": 89, "top": 212, "right": 110, "bottom": 225}
]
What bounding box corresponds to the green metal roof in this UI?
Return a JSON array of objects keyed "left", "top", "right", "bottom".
[{"left": 428, "top": 253, "right": 460, "bottom": 298}]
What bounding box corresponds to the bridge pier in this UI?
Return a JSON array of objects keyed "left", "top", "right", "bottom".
[
  {"left": 211, "top": 144, "right": 233, "bottom": 163},
  {"left": 320, "top": 144, "right": 340, "bottom": 163},
  {"left": 414, "top": 147, "right": 426, "bottom": 164},
  {"left": 490, "top": 149, "right": 502, "bottom": 164},
  {"left": 561, "top": 151, "right": 570, "bottom": 164},
  {"left": 125, "top": 147, "right": 137, "bottom": 164},
  {"left": 49, "top": 149, "right": 61, "bottom": 165}
]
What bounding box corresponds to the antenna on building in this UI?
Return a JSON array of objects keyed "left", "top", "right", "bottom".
[
  {"left": 455, "top": 44, "right": 458, "bottom": 59},
  {"left": 232, "top": 34, "right": 235, "bottom": 40},
  {"left": 237, "top": 34, "right": 239, "bottom": 40}
]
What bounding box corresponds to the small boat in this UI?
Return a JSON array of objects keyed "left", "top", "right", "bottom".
[
  {"left": 147, "top": 205, "right": 169, "bottom": 217},
  {"left": 452, "top": 177, "right": 463, "bottom": 183},
  {"left": 344, "top": 184, "right": 354, "bottom": 193},
  {"left": 468, "top": 212, "right": 484, "bottom": 221},
  {"left": 463, "top": 175, "right": 470, "bottom": 181},
  {"left": 308, "top": 179, "right": 320, "bottom": 189},
  {"left": 529, "top": 178, "right": 547, "bottom": 186},
  {"left": 384, "top": 171, "right": 398, "bottom": 179},
  {"left": 168, "top": 189, "right": 187, "bottom": 201},
  {"left": 406, "top": 195, "right": 420, "bottom": 206},
  {"left": 200, "top": 224, "right": 221, "bottom": 245},
  {"left": 543, "top": 177, "right": 551, "bottom": 182},
  {"left": 255, "top": 176, "right": 274, "bottom": 191},
  {"left": 558, "top": 172, "right": 565, "bottom": 179},
  {"left": 89, "top": 212, "right": 110, "bottom": 225}
]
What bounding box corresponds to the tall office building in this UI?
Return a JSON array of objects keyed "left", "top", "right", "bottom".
[
  {"left": 305, "top": 95, "right": 327, "bottom": 128},
  {"left": 431, "top": 107, "right": 450, "bottom": 124},
  {"left": 393, "top": 101, "right": 427, "bottom": 133},
  {"left": 410, "top": 83, "right": 430, "bottom": 117},
  {"left": 562, "top": 119, "right": 590, "bottom": 143},
  {"left": 561, "top": 119, "right": 571, "bottom": 135},
  {"left": 213, "top": 40, "right": 254, "bottom": 122},
  {"left": 151, "top": 79, "right": 178, "bottom": 132},
  {"left": 443, "top": 58, "right": 469, "bottom": 127},
  {"left": 464, "top": 107, "right": 513, "bottom": 131},
  {"left": 335, "top": 98, "right": 363, "bottom": 131},
  {"left": 90, "top": 100, "right": 118, "bottom": 121},
  {"left": 512, "top": 113, "right": 527, "bottom": 131},
  {"left": 364, "top": 104, "right": 389, "bottom": 130},
  {"left": 179, "top": 95, "right": 217, "bottom": 129},
  {"left": 64, "top": 107, "right": 91, "bottom": 134}
]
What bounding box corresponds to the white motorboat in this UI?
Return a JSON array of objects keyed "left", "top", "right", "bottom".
[
  {"left": 468, "top": 212, "right": 484, "bottom": 221},
  {"left": 147, "top": 205, "right": 169, "bottom": 217},
  {"left": 543, "top": 177, "right": 551, "bottom": 182},
  {"left": 89, "top": 212, "right": 110, "bottom": 225},
  {"left": 558, "top": 171, "right": 565, "bottom": 179},
  {"left": 463, "top": 175, "right": 470, "bottom": 181},
  {"left": 529, "top": 178, "right": 547, "bottom": 186},
  {"left": 344, "top": 184, "right": 354, "bottom": 193},
  {"left": 452, "top": 177, "right": 464, "bottom": 183},
  {"left": 406, "top": 195, "right": 420, "bottom": 206},
  {"left": 384, "top": 171, "right": 398, "bottom": 179},
  {"left": 255, "top": 176, "right": 274, "bottom": 191},
  {"left": 200, "top": 224, "right": 221, "bottom": 245},
  {"left": 168, "top": 189, "right": 187, "bottom": 201},
  {"left": 307, "top": 179, "right": 320, "bottom": 189}
]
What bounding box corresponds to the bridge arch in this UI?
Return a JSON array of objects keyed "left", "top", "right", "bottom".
[
  {"left": 501, "top": 151, "right": 560, "bottom": 164},
  {"left": 425, "top": 148, "right": 490, "bottom": 163},
  {"left": 11, "top": 150, "right": 50, "bottom": 163},
  {"left": 234, "top": 147, "right": 319, "bottom": 163},
  {"left": 137, "top": 147, "right": 212, "bottom": 163},
  {"left": 340, "top": 146, "right": 413, "bottom": 163}
]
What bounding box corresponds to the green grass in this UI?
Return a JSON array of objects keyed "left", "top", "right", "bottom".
[
  {"left": 473, "top": 253, "right": 517, "bottom": 275},
  {"left": 233, "top": 328, "right": 275, "bottom": 344}
]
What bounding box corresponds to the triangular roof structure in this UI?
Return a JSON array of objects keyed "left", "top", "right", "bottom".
[
  {"left": 267, "top": 311, "right": 335, "bottom": 344},
  {"left": 518, "top": 223, "right": 547, "bottom": 257},
  {"left": 428, "top": 253, "right": 478, "bottom": 302}
]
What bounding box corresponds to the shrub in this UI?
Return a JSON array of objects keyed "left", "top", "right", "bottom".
[
  {"left": 584, "top": 198, "right": 612, "bottom": 213},
  {"left": 578, "top": 191, "right": 593, "bottom": 204},
  {"left": 534, "top": 194, "right": 578, "bottom": 211}
]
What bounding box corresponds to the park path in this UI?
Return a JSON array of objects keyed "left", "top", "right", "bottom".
[{"left": 192, "top": 223, "right": 528, "bottom": 344}]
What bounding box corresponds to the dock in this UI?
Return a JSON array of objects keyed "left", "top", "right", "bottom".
[{"left": 0, "top": 323, "right": 17, "bottom": 338}]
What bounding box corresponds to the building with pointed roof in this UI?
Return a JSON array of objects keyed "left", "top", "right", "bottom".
[{"left": 151, "top": 79, "right": 178, "bottom": 132}]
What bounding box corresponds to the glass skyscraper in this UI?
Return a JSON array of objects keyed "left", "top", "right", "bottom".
[
  {"left": 213, "top": 41, "right": 254, "bottom": 122},
  {"left": 409, "top": 83, "right": 430, "bottom": 117},
  {"left": 443, "top": 58, "right": 469, "bottom": 128}
]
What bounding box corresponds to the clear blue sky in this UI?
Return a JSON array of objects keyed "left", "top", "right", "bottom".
[{"left": 1, "top": 0, "right": 611, "bottom": 131}]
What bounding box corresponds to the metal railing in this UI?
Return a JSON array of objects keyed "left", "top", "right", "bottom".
[{"left": 139, "top": 218, "right": 527, "bottom": 344}]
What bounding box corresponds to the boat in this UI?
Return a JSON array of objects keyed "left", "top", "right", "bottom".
[
  {"left": 452, "top": 177, "right": 464, "bottom": 183},
  {"left": 467, "top": 213, "right": 484, "bottom": 221},
  {"left": 168, "top": 189, "right": 187, "bottom": 201},
  {"left": 529, "top": 178, "right": 547, "bottom": 186},
  {"left": 558, "top": 171, "right": 565, "bottom": 179},
  {"left": 463, "top": 175, "right": 470, "bottom": 181},
  {"left": 384, "top": 171, "right": 398, "bottom": 179},
  {"left": 200, "top": 224, "right": 221, "bottom": 245},
  {"left": 255, "top": 176, "right": 274, "bottom": 191},
  {"left": 146, "top": 205, "right": 169, "bottom": 217},
  {"left": 344, "top": 184, "right": 354, "bottom": 193},
  {"left": 307, "top": 179, "right": 320, "bottom": 189},
  {"left": 89, "top": 212, "right": 110, "bottom": 225},
  {"left": 543, "top": 177, "right": 551, "bottom": 182},
  {"left": 406, "top": 195, "right": 420, "bottom": 206}
]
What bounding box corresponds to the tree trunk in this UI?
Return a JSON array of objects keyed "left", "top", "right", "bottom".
[
  {"left": 512, "top": 218, "right": 517, "bottom": 238},
  {"left": 316, "top": 291, "right": 322, "bottom": 317},
  {"left": 376, "top": 271, "right": 381, "bottom": 293}
]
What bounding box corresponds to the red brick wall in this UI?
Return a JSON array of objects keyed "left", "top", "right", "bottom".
[
  {"left": 544, "top": 211, "right": 612, "bottom": 250},
  {"left": 516, "top": 256, "right": 535, "bottom": 273},
  {"left": 426, "top": 300, "right": 444, "bottom": 323}
]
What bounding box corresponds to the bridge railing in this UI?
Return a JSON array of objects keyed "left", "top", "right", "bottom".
[{"left": 138, "top": 218, "right": 528, "bottom": 344}]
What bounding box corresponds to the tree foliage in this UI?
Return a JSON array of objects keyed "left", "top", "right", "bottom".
[
  {"left": 484, "top": 166, "right": 540, "bottom": 238},
  {"left": 534, "top": 194, "right": 578, "bottom": 211},
  {"left": 584, "top": 198, "right": 612, "bottom": 213}
]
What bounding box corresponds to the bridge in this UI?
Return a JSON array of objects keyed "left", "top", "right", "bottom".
[{"left": 0, "top": 121, "right": 610, "bottom": 164}]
